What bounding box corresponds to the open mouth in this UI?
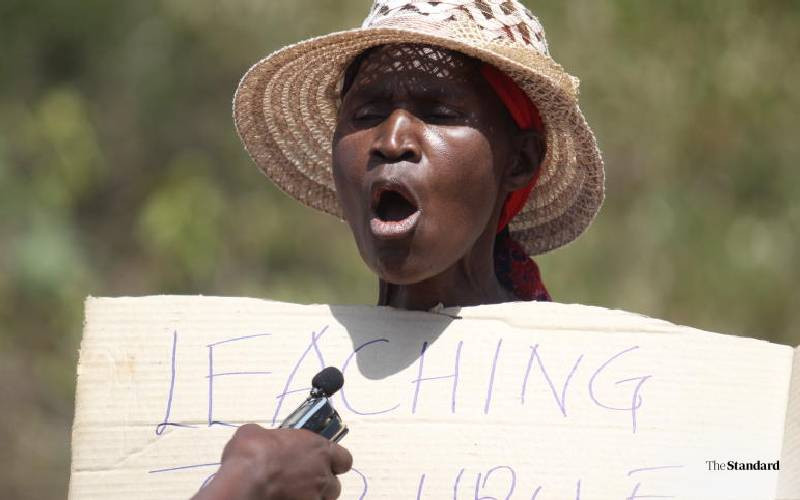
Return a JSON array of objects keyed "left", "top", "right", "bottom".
[
  {"left": 375, "top": 190, "right": 417, "bottom": 221},
  {"left": 369, "top": 186, "right": 421, "bottom": 239}
]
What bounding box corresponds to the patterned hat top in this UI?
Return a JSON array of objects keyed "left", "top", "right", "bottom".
[{"left": 363, "top": 0, "right": 549, "bottom": 55}]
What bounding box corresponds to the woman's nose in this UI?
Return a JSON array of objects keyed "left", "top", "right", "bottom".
[{"left": 369, "top": 108, "right": 422, "bottom": 163}]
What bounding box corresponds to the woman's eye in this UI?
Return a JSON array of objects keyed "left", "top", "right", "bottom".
[
  {"left": 426, "top": 106, "right": 460, "bottom": 121},
  {"left": 353, "top": 107, "right": 386, "bottom": 122}
]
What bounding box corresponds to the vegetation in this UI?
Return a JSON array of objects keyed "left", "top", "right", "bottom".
[{"left": 1, "top": 1, "right": 797, "bottom": 497}]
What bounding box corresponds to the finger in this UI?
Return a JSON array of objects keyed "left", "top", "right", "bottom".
[
  {"left": 221, "top": 423, "right": 263, "bottom": 461},
  {"left": 329, "top": 443, "right": 353, "bottom": 474},
  {"left": 322, "top": 475, "right": 342, "bottom": 500}
]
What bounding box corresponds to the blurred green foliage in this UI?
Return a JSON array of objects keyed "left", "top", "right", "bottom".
[{"left": 0, "top": 0, "right": 797, "bottom": 498}]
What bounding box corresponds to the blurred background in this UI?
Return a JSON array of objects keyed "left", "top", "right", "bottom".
[{"left": 1, "top": 0, "right": 798, "bottom": 497}]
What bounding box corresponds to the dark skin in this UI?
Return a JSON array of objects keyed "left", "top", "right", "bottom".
[
  {"left": 332, "top": 45, "right": 542, "bottom": 310},
  {"left": 191, "top": 426, "right": 352, "bottom": 500},
  {"left": 196, "top": 44, "right": 541, "bottom": 499}
]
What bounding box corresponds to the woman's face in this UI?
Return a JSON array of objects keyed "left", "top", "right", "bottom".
[{"left": 332, "top": 44, "right": 520, "bottom": 285}]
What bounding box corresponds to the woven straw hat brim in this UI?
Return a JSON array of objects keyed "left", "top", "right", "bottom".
[{"left": 234, "top": 26, "right": 604, "bottom": 256}]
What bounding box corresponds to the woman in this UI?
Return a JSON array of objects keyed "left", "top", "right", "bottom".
[{"left": 196, "top": 1, "right": 604, "bottom": 498}]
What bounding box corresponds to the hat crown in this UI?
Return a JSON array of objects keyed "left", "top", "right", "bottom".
[{"left": 362, "top": 0, "right": 550, "bottom": 56}]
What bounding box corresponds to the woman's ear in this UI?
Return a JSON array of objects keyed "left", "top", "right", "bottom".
[{"left": 503, "top": 129, "right": 544, "bottom": 192}]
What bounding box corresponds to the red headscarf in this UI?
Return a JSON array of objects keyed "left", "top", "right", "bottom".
[{"left": 480, "top": 64, "right": 551, "bottom": 302}]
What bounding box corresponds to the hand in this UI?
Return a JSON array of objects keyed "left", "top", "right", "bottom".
[{"left": 191, "top": 424, "right": 353, "bottom": 500}]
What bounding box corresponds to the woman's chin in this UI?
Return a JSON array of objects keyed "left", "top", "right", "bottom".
[
  {"left": 375, "top": 261, "right": 419, "bottom": 286},
  {"left": 356, "top": 225, "right": 454, "bottom": 286},
  {"left": 372, "top": 253, "right": 435, "bottom": 287}
]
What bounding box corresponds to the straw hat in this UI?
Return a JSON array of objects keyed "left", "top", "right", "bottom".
[{"left": 234, "top": 0, "right": 604, "bottom": 255}]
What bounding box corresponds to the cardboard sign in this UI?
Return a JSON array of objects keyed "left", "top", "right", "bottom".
[{"left": 69, "top": 296, "right": 799, "bottom": 499}]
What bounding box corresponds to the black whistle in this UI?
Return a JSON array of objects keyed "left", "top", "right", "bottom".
[{"left": 278, "top": 367, "right": 348, "bottom": 442}]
